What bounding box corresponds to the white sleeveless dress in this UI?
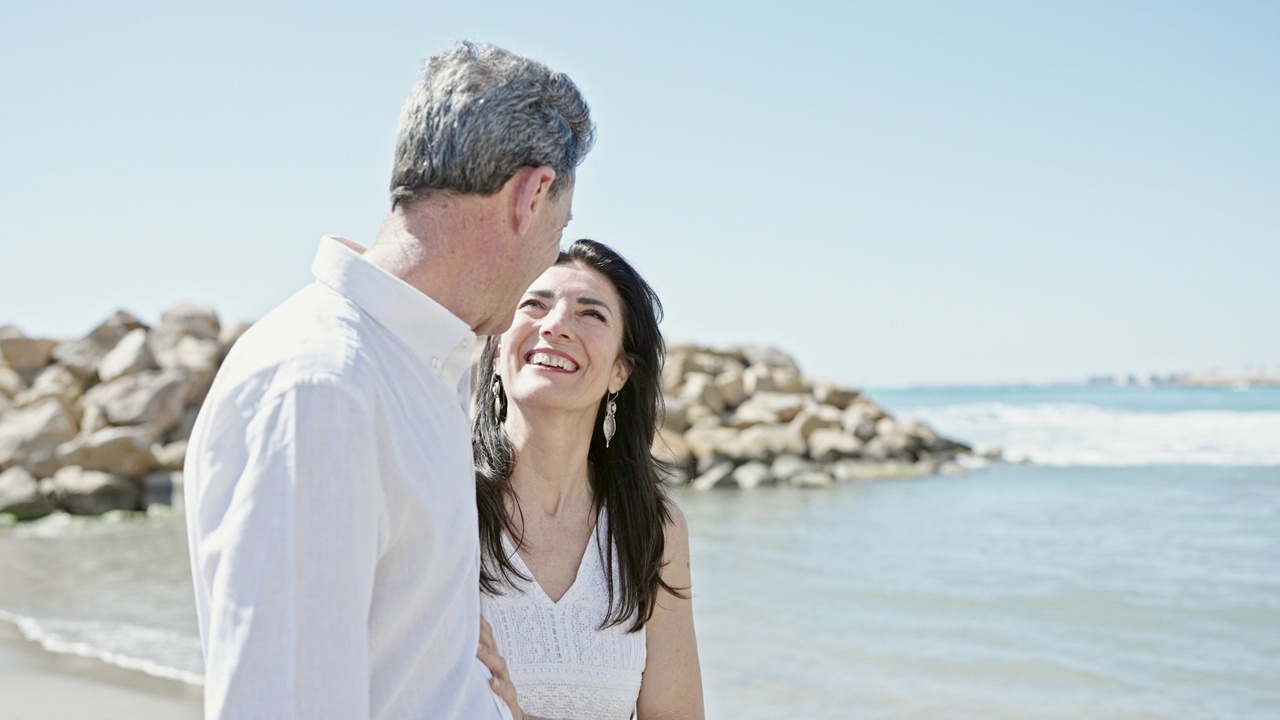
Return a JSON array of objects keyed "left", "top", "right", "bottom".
[{"left": 480, "top": 513, "right": 647, "bottom": 720}]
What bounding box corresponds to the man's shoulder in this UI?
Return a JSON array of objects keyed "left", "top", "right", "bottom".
[{"left": 208, "top": 284, "right": 386, "bottom": 408}]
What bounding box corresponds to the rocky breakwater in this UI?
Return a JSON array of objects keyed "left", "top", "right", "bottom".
[
  {"left": 655, "top": 344, "right": 976, "bottom": 489},
  {"left": 0, "top": 306, "right": 250, "bottom": 520}
]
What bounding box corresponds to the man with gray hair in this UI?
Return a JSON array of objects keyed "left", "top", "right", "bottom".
[{"left": 184, "top": 41, "right": 593, "bottom": 719}]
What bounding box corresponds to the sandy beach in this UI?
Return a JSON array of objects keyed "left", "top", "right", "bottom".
[{"left": 0, "top": 622, "right": 202, "bottom": 720}]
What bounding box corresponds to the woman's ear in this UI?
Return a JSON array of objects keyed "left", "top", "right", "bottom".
[{"left": 609, "top": 354, "right": 631, "bottom": 395}]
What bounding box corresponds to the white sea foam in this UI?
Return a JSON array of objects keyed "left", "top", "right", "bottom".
[
  {"left": 0, "top": 609, "right": 204, "bottom": 685},
  {"left": 899, "top": 403, "right": 1280, "bottom": 466}
]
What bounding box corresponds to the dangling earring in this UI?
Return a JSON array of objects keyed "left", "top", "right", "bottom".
[
  {"left": 602, "top": 392, "right": 618, "bottom": 448},
  {"left": 492, "top": 376, "right": 504, "bottom": 420}
]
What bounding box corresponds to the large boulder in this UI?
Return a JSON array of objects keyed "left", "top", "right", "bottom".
[
  {"left": 679, "top": 372, "right": 724, "bottom": 414},
  {"left": 0, "top": 363, "right": 25, "bottom": 398},
  {"left": 55, "top": 426, "right": 156, "bottom": 477},
  {"left": 0, "top": 466, "right": 55, "bottom": 520},
  {"left": 0, "top": 399, "right": 78, "bottom": 475},
  {"left": 13, "top": 365, "right": 86, "bottom": 410},
  {"left": 0, "top": 337, "right": 58, "bottom": 379},
  {"left": 50, "top": 466, "right": 141, "bottom": 516},
  {"left": 732, "top": 392, "right": 807, "bottom": 426},
  {"left": 97, "top": 328, "right": 157, "bottom": 382},
  {"left": 78, "top": 370, "right": 188, "bottom": 436},
  {"left": 730, "top": 460, "right": 773, "bottom": 489},
  {"left": 151, "top": 440, "right": 188, "bottom": 472},
  {"left": 737, "top": 345, "right": 801, "bottom": 374}
]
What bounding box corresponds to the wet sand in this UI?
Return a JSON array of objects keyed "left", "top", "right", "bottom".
[{"left": 0, "top": 622, "right": 202, "bottom": 720}]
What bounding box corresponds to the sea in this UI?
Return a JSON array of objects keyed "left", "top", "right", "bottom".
[{"left": 1, "top": 384, "right": 1277, "bottom": 719}]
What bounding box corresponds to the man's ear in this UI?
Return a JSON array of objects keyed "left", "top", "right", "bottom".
[{"left": 510, "top": 166, "right": 557, "bottom": 236}]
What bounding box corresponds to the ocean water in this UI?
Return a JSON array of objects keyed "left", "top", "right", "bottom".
[{"left": 1, "top": 385, "right": 1278, "bottom": 718}]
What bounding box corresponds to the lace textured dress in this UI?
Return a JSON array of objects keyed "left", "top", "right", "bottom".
[{"left": 480, "top": 512, "right": 646, "bottom": 720}]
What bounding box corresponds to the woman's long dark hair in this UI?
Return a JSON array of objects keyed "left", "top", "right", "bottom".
[{"left": 474, "top": 239, "right": 681, "bottom": 632}]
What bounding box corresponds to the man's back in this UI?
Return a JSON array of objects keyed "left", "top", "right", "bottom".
[{"left": 185, "top": 238, "right": 505, "bottom": 719}]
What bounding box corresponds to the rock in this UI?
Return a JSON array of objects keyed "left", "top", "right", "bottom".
[
  {"left": 0, "top": 337, "right": 58, "bottom": 379},
  {"left": 97, "top": 328, "right": 157, "bottom": 382},
  {"left": 691, "top": 460, "right": 735, "bottom": 491},
  {"left": 733, "top": 392, "right": 806, "bottom": 425},
  {"left": 690, "top": 352, "right": 744, "bottom": 377},
  {"left": 660, "top": 397, "right": 690, "bottom": 434},
  {"left": 829, "top": 459, "right": 936, "bottom": 481},
  {"left": 151, "top": 440, "right": 188, "bottom": 471},
  {"left": 156, "top": 304, "right": 221, "bottom": 342},
  {"left": 730, "top": 460, "right": 772, "bottom": 488},
  {"left": 738, "top": 345, "right": 801, "bottom": 374},
  {"left": 78, "top": 370, "right": 188, "bottom": 435},
  {"left": 13, "top": 365, "right": 86, "bottom": 410},
  {"left": 165, "top": 406, "right": 201, "bottom": 443},
  {"left": 661, "top": 352, "right": 693, "bottom": 394},
  {"left": 0, "top": 363, "right": 25, "bottom": 399},
  {"left": 0, "top": 466, "right": 55, "bottom": 520},
  {"left": 51, "top": 466, "right": 141, "bottom": 515},
  {"left": 813, "top": 382, "right": 860, "bottom": 410},
  {"left": 679, "top": 372, "right": 724, "bottom": 414},
  {"left": 652, "top": 428, "right": 691, "bottom": 470},
  {"left": 860, "top": 436, "right": 890, "bottom": 462},
  {"left": 876, "top": 416, "right": 922, "bottom": 456},
  {"left": 0, "top": 399, "right": 78, "bottom": 476},
  {"left": 741, "top": 365, "right": 776, "bottom": 395},
  {"left": 842, "top": 402, "right": 885, "bottom": 441},
  {"left": 683, "top": 426, "right": 741, "bottom": 467},
  {"left": 55, "top": 426, "right": 156, "bottom": 477},
  {"left": 770, "top": 454, "right": 818, "bottom": 482},
  {"left": 685, "top": 404, "right": 722, "bottom": 428},
  {"left": 735, "top": 423, "right": 807, "bottom": 459},
  {"left": 788, "top": 470, "right": 835, "bottom": 487},
  {"left": 50, "top": 339, "right": 110, "bottom": 380},
  {"left": 770, "top": 369, "right": 807, "bottom": 394},
  {"left": 714, "top": 370, "right": 746, "bottom": 410},
  {"left": 86, "top": 311, "right": 148, "bottom": 346},
  {"left": 790, "top": 407, "right": 842, "bottom": 442},
  {"left": 808, "top": 428, "right": 864, "bottom": 461},
  {"left": 144, "top": 470, "right": 182, "bottom": 506}
]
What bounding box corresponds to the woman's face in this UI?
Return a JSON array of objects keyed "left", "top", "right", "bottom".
[{"left": 497, "top": 262, "right": 629, "bottom": 417}]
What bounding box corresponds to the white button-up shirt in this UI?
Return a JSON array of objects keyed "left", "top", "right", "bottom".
[{"left": 185, "top": 237, "right": 508, "bottom": 720}]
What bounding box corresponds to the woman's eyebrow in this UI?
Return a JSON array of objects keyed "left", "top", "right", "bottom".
[{"left": 577, "top": 296, "right": 613, "bottom": 314}]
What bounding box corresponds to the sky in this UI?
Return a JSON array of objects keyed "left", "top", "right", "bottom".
[{"left": 2, "top": 1, "right": 1277, "bottom": 387}]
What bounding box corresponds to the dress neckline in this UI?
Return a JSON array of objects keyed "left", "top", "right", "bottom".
[{"left": 502, "top": 512, "right": 604, "bottom": 606}]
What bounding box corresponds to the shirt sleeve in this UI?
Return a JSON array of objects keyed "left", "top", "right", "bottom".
[{"left": 195, "top": 381, "right": 385, "bottom": 719}]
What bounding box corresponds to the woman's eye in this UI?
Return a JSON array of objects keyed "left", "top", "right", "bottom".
[
  {"left": 520, "top": 299, "right": 543, "bottom": 310},
  {"left": 583, "top": 310, "right": 606, "bottom": 322}
]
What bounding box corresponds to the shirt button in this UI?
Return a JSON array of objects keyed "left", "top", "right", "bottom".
[{"left": 430, "top": 357, "right": 442, "bottom": 369}]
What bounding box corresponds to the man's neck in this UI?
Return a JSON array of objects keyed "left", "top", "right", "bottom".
[{"left": 364, "top": 198, "right": 504, "bottom": 333}]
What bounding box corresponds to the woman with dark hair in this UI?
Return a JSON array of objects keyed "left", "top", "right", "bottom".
[{"left": 472, "top": 239, "right": 704, "bottom": 720}]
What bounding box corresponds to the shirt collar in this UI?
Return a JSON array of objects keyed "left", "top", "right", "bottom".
[{"left": 311, "top": 236, "right": 478, "bottom": 391}]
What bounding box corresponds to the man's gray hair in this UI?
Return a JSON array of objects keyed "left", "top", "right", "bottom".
[{"left": 390, "top": 41, "right": 595, "bottom": 207}]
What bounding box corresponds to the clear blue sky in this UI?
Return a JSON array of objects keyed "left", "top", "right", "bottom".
[{"left": 2, "top": 1, "right": 1277, "bottom": 387}]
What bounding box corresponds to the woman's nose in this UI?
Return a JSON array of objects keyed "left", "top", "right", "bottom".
[{"left": 539, "top": 304, "right": 572, "bottom": 339}]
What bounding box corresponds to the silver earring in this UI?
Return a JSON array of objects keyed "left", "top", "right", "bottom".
[
  {"left": 603, "top": 392, "right": 618, "bottom": 448},
  {"left": 492, "top": 376, "right": 504, "bottom": 419}
]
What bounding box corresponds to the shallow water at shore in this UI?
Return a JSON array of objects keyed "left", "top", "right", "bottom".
[
  {"left": 680, "top": 464, "right": 1280, "bottom": 719},
  {"left": 2, "top": 386, "right": 1278, "bottom": 717}
]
